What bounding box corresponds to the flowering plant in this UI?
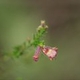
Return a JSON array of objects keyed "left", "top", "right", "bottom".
[{"left": 13, "top": 20, "right": 58, "bottom": 61}]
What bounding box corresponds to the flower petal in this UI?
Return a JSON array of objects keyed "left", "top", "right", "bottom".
[
  {"left": 42, "top": 46, "right": 58, "bottom": 60},
  {"left": 33, "top": 55, "right": 39, "bottom": 62}
]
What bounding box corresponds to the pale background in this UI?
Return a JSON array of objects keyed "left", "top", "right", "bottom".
[{"left": 0, "top": 0, "right": 80, "bottom": 80}]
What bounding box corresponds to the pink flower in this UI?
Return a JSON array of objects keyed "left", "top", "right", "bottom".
[
  {"left": 33, "top": 46, "right": 58, "bottom": 61},
  {"left": 42, "top": 46, "right": 58, "bottom": 60},
  {"left": 33, "top": 46, "right": 41, "bottom": 62}
]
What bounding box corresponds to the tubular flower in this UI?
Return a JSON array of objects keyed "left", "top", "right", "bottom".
[
  {"left": 42, "top": 46, "right": 58, "bottom": 60},
  {"left": 33, "top": 46, "right": 41, "bottom": 62},
  {"left": 33, "top": 46, "right": 58, "bottom": 61}
]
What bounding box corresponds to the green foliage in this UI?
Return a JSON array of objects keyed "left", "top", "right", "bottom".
[
  {"left": 13, "top": 42, "right": 26, "bottom": 57},
  {"left": 32, "top": 25, "right": 48, "bottom": 47},
  {"left": 12, "top": 20, "right": 48, "bottom": 58}
]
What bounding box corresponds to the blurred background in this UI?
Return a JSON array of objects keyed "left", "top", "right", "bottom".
[{"left": 0, "top": 0, "right": 80, "bottom": 80}]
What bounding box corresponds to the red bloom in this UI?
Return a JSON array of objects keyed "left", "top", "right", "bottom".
[{"left": 42, "top": 46, "right": 58, "bottom": 60}]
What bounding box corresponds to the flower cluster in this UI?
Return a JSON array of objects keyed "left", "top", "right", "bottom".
[{"left": 33, "top": 46, "right": 58, "bottom": 61}]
